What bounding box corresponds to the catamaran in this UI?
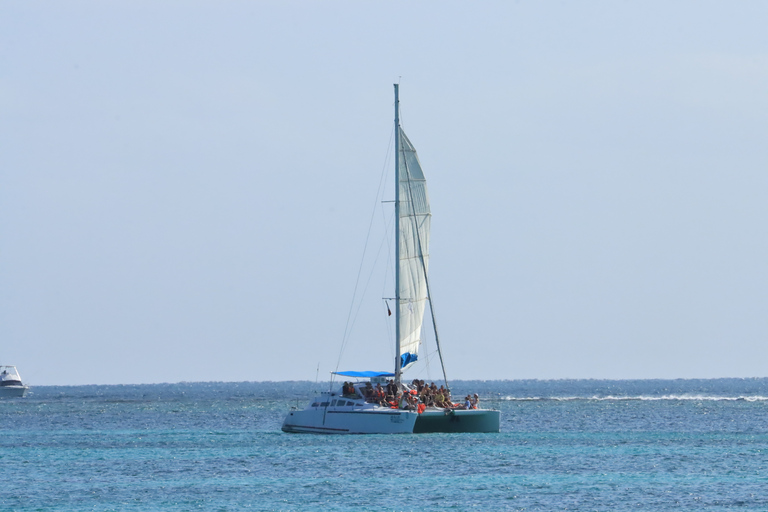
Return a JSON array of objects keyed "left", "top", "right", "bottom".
[{"left": 282, "top": 85, "right": 499, "bottom": 434}]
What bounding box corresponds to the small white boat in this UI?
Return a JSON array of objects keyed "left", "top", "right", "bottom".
[
  {"left": 0, "top": 365, "right": 28, "bottom": 398},
  {"left": 282, "top": 85, "right": 499, "bottom": 434}
]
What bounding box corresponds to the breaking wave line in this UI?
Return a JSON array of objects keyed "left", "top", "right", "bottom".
[{"left": 500, "top": 395, "right": 768, "bottom": 402}]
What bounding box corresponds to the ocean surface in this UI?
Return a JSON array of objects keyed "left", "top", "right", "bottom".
[{"left": 2, "top": 378, "right": 768, "bottom": 511}]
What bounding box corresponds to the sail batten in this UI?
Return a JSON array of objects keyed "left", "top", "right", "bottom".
[{"left": 397, "top": 127, "right": 431, "bottom": 371}]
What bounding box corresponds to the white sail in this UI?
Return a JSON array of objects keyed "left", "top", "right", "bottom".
[{"left": 397, "top": 128, "right": 430, "bottom": 370}]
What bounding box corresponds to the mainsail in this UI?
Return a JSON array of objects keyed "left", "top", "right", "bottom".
[{"left": 397, "top": 127, "right": 431, "bottom": 370}]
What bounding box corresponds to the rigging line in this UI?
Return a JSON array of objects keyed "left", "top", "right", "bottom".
[
  {"left": 380, "top": 208, "right": 395, "bottom": 288},
  {"left": 401, "top": 137, "right": 450, "bottom": 390},
  {"left": 334, "top": 124, "right": 396, "bottom": 373},
  {"left": 382, "top": 299, "right": 395, "bottom": 362},
  {"left": 372, "top": 210, "right": 396, "bottom": 363},
  {"left": 380, "top": 210, "right": 396, "bottom": 361},
  {"left": 343, "top": 186, "right": 396, "bottom": 352},
  {"left": 344, "top": 216, "right": 397, "bottom": 353},
  {"left": 380, "top": 177, "right": 395, "bottom": 260},
  {"left": 408, "top": 348, "right": 441, "bottom": 381},
  {"left": 380, "top": 193, "right": 395, "bottom": 309}
]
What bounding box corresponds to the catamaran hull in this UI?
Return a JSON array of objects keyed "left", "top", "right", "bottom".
[
  {"left": 0, "top": 386, "right": 27, "bottom": 398},
  {"left": 413, "top": 409, "right": 500, "bottom": 433},
  {"left": 282, "top": 407, "right": 499, "bottom": 434},
  {"left": 282, "top": 408, "right": 419, "bottom": 434}
]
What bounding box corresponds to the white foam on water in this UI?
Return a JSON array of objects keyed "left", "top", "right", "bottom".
[{"left": 501, "top": 395, "right": 768, "bottom": 402}]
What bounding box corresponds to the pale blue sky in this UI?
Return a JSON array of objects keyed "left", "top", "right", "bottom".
[{"left": 1, "top": 2, "right": 767, "bottom": 385}]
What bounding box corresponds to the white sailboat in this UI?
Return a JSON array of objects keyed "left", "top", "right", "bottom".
[
  {"left": 281, "top": 85, "right": 499, "bottom": 434},
  {"left": 0, "top": 365, "right": 28, "bottom": 398}
]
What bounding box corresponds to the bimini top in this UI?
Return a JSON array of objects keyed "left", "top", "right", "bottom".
[{"left": 333, "top": 371, "right": 395, "bottom": 378}]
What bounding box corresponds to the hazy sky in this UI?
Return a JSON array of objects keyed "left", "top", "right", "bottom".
[{"left": 1, "top": 2, "right": 767, "bottom": 385}]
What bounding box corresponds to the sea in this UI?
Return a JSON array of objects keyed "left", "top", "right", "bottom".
[{"left": 2, "top": 379, "right": 768, "bottom": 512}]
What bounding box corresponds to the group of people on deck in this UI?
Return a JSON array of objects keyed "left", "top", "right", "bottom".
[{"left": 340, "top": 379, "right": 480, "bottom": 411}]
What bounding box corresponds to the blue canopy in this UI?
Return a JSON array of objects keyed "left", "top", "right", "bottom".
[{"left": 333, "top": 371, "right": 395, "bottom": 378}]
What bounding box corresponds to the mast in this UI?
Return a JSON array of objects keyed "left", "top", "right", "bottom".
[
  {"left": 392, "top": 85, "right": 449, "bottom": 390},
  {"left": 393, "top": 83, "right": 402, "bottom": 386}
]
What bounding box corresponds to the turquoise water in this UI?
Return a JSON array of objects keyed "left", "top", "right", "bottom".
[{"left": 2, "top": 379, "right": 768, "bottom": 511}]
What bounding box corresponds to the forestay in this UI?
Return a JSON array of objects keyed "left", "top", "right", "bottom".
[{"left": 397, "top": 128, "right": 431, "bottom": 370}]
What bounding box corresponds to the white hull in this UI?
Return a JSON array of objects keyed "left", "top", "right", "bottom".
[
  {"left": 0, "top": 386, "right": 28, "bottom": 398},
  {"left": 283, "top": 406, "right": 418, "bottom": 434}
]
